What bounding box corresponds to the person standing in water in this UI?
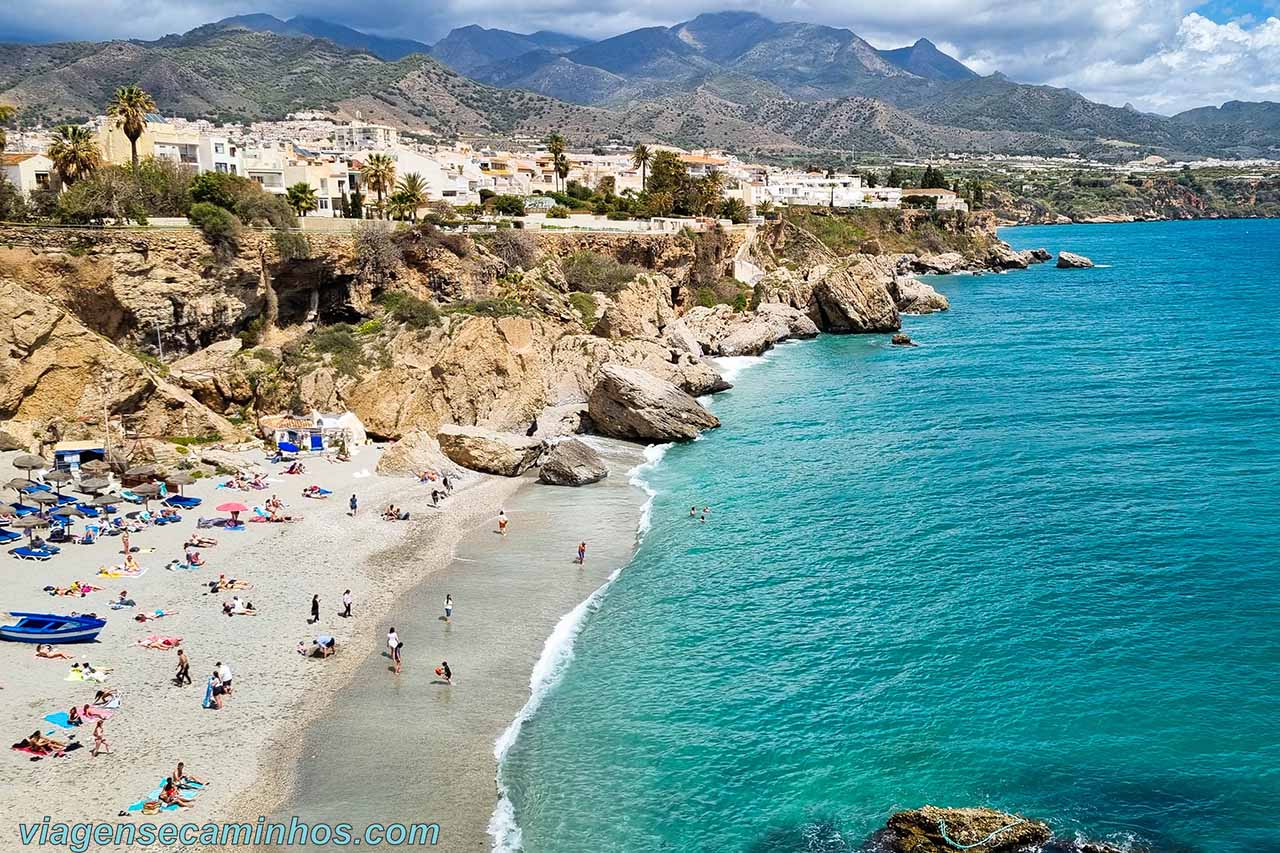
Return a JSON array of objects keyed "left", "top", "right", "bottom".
[
  {"left": 689, "top": 505, "right": 697, "bottom": 518},
  {"left": 577, "top": 542, "right": 587, "bottom": 564},
  {"left": 309, "top": 594, "right": 320, "bottom": 624},
  {"left": 497, "top": 510, "right": 508, "bottom": 536},
  {"left": 444, "top": 594, "right": 453, "bottom": 623},
  {"left": 387, "top": 627, "right": 401, "bottom": 674}
]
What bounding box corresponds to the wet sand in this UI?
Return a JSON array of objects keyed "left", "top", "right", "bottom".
[{"left": 258, "top": 439, "right": 647, "bottom": 852}]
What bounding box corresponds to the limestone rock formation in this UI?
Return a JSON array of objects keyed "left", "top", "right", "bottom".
[
  {"left": 376, "top": 430, "right": 466, "bottom": 480},
  {"left": 0, "top": 277, "right": 246, "bottom": 445},
  {"left": 531, "top": 403, "right": 593, "bottom": 439},
  {"left": 587, "top": 364, "right": 719, "bottom": 442},
  {"left": 663, "top": 318, "right": 703, "bottom": 356},
  {"left": 436, "top": 424, "right": 544, "bottom": 476},
  {"left": 879, "top": 806, "right": 1051, "bottom": 853},
  {"left": 891, "top": 276, "right": 951, "bottom": 314},
  {"left": 169, "top": 339, "right": 255, "bottom": 411},
  {"left": 1022, "top": 248, "right": 1052, "bottom": 264},
  {"left": 591, "top": 272, "right": 677, "bottom": 339},
  {"left": 986, "top": 242, "right": 1030, "bottom": 270},
  {"left": 808, "top": 258, "right": 901, "bottom": 333},
  {"left": 538, "top": 438, "right": 608, "bottom": 486},
  {"left": 891, "top": 333, "right": 917, "bottom": 347},
  {"left": 680, "top": 303, "right": 818, "bottom": 357},
  {"left": 912, "top": 252, "right": 967, "bottom": 274},
  {"left": 1057, "top": 251, "right": 1095, "bottom": 268}
]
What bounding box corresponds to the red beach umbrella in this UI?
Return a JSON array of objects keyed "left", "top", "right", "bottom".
[{"left": 216, "top": 501, "right": 248, "bottom": 523}]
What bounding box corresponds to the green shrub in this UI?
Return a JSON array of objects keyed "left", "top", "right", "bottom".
[
  {"left": 606, "top": 210, "right": 631, "bottom": 221},
  {"left": 237, "top": 317, "right": 264, "bottom": 347},
  {"left": 188, "top": 202, "right": 241, "bottom": 263},
  {"left": 379, "top": 292, "right": 441, "bottom": 329},
  {"left": 695, "top": 287, "right": 717, "bottom": 308},
  {"left": 546, "top": 205, "right": 570, "bottom": 219},
  {"left": 313, "top": 324, "right": 366, "bottom": 377},
  {"left": 444, "top": 299, "right": 525, "bottom": 318},
  {"left": 273, "top": 228, "right": 311, "bottom": 260},
  {"left": 486, "top": 229, "right": 539, "bottom": 269},
  {"left": 561, "top": 251, "right": 642, "bottom": 294},
  {"left": 568, "top": 292, "right": 597, "bottom": 327},
  {"left": 492, "top": 195, "right": 526, "bottom": 217},
  {"left": 356, "top": 318, "right": 384, "bottom": 336}
]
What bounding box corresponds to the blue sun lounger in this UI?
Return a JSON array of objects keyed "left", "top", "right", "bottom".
[
  {"left": 165, "top": 495, "right": 202, "bottom": 509},
  {"left": 10, "top": 547, "right": 55, "bottom": 561},
  {"left": 8, "top": 503, "right": 37, "bottom": 518},
  {"left": 0, "top": 529, "right": 20, "bottom": 544}
]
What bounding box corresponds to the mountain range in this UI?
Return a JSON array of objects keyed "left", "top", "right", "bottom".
[{"left": 0, "top": 10, "right": 1277, "bottom": 161}]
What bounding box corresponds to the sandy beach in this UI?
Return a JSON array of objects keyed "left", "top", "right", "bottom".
[{"left": 0, "top": 444, "right": 523, "bottom": 850}]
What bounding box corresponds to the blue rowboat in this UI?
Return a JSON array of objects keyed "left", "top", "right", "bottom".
[{"left": 0, "top": 612, "right": 106, "bottom": 644}]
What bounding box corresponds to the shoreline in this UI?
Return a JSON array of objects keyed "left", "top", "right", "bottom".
[{"left": 246, "top": 438, "right": 650, "bottom": 853}]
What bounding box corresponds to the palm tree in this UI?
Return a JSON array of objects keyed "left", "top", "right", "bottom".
[
  {"left": 106, "top": 85, "right": 157, "bottom": 170},
  {"left": 632, "top": 143, "right": 650, "bottom": 193},
  {"left": 395, "top": 172, "right": 428, "bottom": 222},
  {"left": 385, "top": 190, "right": 414, "bottom": 222},
  {"left": 47, "top": 125, "right": 101, "bottom": 186},
  {"left": 285, "top": 182, "right": 318, "bottom": 217},
  {"left": 546, "top": 133, "right": 566, "bottom": 192},
  {"left": 700, "top": 169, "right": 726, "bottom": 216},
  {"left": 554, "top": 152, "right": 570, "bottom": 195},
  {"left": 362, "top": 153, "right": 396, "bottom": 220},
  {"left": 0, "top": 104, "right": 15, "bottom": 155}
]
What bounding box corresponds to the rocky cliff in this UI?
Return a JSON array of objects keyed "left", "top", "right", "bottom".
[{"left": 0, "top": 214, "right": 1018, "bottom": 457}]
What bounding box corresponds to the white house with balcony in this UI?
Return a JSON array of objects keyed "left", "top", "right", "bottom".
[
  {"left": 761, "top": 173, "right": 866, "bottom": 208},
  {"left": 1, "top": 153, "right": 55, "bottom": 196},
  {"left": 198, "top": 136, "right": 242, "bottom": 175}
]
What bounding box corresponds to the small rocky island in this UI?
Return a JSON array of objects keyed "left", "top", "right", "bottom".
[{"left": 872, "top": 806, "right": 1140, "bottom": 853}]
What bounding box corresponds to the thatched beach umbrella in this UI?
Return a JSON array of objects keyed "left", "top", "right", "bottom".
[
  {"left": 132, "top": 483, "right": 161, "bottom": 506},
  {"left": 6, "top": 477, "right": 30, "bottom": 492},
  {"left": 44, "top": 469, "right": 73, "bottom": 496},
  {"left": 79, "top": 460, "right": 111, "bottom": 477},
  {"left": 78, "top": 477, "right": 110, "bottom": 494},
  {"left": 165, "top": 472, "right": 195, "bottom": 496},
  {"left": 125, "top": 464, "right": 160, "bottom": 479},
  {"left": 12, "top": 454, "right": 48, "bottom": 480},
  {"left": 90, "top": 494, "right": 120, "bottom": 508},
  {"left": 10, "top": 514, "right": 50, "bottom": 542},
  {"left": 56, "top": 505, "right": 86, "bottom": 518},
  {"left": 27, "top": 492, "right": 57, "bottom": 506}
]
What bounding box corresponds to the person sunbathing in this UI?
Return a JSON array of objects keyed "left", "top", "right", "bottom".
[
  {"left": 36, "top": 644, "right": 71, "bottom": 660},
  {"left": 81, "top": 703, "right": 109, "bottom": 720},
  {"left": 67, "top": 706, "right": 83, "bottom": 726},
  {"left": 223, "top": 596, "right": 256, "bottom": 616},
  {"left": 17, "top": 731, "right": 66, "bottom": 754},
  {"left": 134, "top": 609, "right": 174, "bottom": 623},
  {"left": 92, "top": 689, "right": 120, "bottom": 709},
  {"left": 159, "top": 507, "right": 179, "bottom": 520},
  {"left": 185, "top": 534, "right": 217, "bottom": 548},
  {"left": 160, "top": 778, "right": 195, "bottom": 808},
  {"left": 123, "top": 554, "right": 141, "bottom": 573},
  {"left": 418, "top": 470, "right": 438, "bottom": 483},
  {"left": 138, "top": 634, "right": 181, "bottom": 649},
  {"left": 185, "top": 550, "right": 206, "bottom": 567},
  {"left": 382, "top": 504, "right": 400, "bottom": 520},
  {"left": 173, "top": 761, "right": 205, "bottom": 787}
]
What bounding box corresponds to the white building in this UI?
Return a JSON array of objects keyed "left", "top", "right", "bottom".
[
  {"left": 762, "top": 173, "right": 866, "bottom": 208},
  {"left": 198, "top": 136, "right": 242, "bottom": 175},
  {"left": 332, "top": 121, "right": 399, "bottom": 151},
  {"left": 1, "top": 153, "right": 54, "bottom": 195}
]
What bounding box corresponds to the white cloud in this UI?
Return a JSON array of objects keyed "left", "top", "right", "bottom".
[{"left": 2, "top": 0, "right": 1278, "bottom": 114}]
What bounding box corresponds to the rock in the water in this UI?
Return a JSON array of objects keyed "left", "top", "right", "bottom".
[
  {"left": 890, "top": 276, "right": 950, "bottom": 314},
  {"left": 891, "top": 333, "right": 917, "bottom": 347},
  {"left": 680, "top": 303, "right": 818, "bottom": 357},
  {"left": 436, "top": 424, "right": 544, "bottom": 476},
  {"left": 913, "top": 252, "right": 967, "bottom": 274},
  {"left": 1023, "top": 248, "right": 1052, "bottom": 264},
  {"left": 538, "top": 438, "right": 608, "bottom": 486},
  {"left": 377, "top": 430, "right": 466, "bottom": 480},
  {"left": 808, "top": 258, "right": 901, "bottom": 333},
  {"left": 1057, "top": 251, "right": 1095, "bottom": 268},
  {"left": 986, "top": 242, "right": 1030, "bottom": 270},
  {"left": 880, "top": 806, "right": 1051, "bottom": 853},
  {"left": 587, "top": 363, "right": 719, "bottom": 442}
]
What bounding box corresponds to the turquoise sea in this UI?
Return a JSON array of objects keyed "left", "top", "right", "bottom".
[{"left": 494, "top": 220, "right": 1280, "bottom": 853}]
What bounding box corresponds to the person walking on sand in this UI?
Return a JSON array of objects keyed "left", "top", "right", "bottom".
[
  {"left": 309, "top": 594, "right": 320, "bottom": 625},
  {"left": 349, "top": 494, "right": 358, "bottom": 516},
  {"left": 387, "top": 627, "right": 402, "bottom": 673},
  {"left": 577, "top": 542, "right": 587, "bottom": 564},
  {"left": 341, "top": 589, "right": 352, "bottom": 618},
  {"left": 90, "top": 718, "right": 110, "bottom": 757},
  {"left": 497, "top": 510, "right": 508, "bottom": 536},
  {"left": 444, "top": 594, "right": 453, "bottom": 623},
  {"left": 175, "top": 648, "right": 191, "bottom": 686}
]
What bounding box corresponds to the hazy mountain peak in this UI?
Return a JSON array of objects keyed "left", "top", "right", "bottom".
[{"left": 879, "top": 36, "right": 977, "bottom": 81}]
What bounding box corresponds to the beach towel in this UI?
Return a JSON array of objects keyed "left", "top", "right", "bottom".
[
  {"left": 12, "top": 743, "right": 77, "bottom": 759},
  {"left": 125, "top": 780, "right": 204, "bottom": 813},
  {"left": 97, "top": 566, "right": 147, "bottom": 579},
  {"left": 42, "top": 712, "right": 81, "bottom": 730}
]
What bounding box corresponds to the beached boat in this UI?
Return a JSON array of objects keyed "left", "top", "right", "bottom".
[{"left": 0, "top": 612, "right": 106, "bottom": 644}]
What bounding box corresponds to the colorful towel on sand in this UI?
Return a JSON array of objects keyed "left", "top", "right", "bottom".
[
  {"left": 42, "top": 712, "right": 81, "bottom": 729},
  {"left": 97, "top": 567, "right": 147, "bottom": 579},
  {"left": 125, "top": 780, "right": 205, "bottom": 812}
]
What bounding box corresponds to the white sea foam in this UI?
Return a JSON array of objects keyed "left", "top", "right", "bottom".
[
  {"left": 711, "top": 353, "right": 768, "bottom": 383},
  {"left": 488, "top": 441, "right": 669, "bottom": 853}
]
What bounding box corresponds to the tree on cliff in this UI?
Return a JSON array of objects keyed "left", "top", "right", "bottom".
[
  {"left": 0, "top": 104, "right": 15, "bottom": 154},
  {"left": 632, "top": 143, "right": 651, "bottom": 192},
  {"left": 285, "top": 182, "right": 318, "bottom": 217},
  {"left": 47, "top": 125, "right": 101, "bottom": 187},
  {"left": 362, "top": 153, "right": 396, "bottom": 220},
  {"left": 394, "top": 172, "right": 428, "bottom": 222},
  {"left": 106, "top": 85, "right": 157, "bottom": 170},
  {"left": 886, "top": 166, "right": 906, "bottom": 188}
]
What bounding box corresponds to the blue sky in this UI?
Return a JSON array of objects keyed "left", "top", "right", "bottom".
[{"left": 2, "top": 1, "right": 1278, "bottom": 114}]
